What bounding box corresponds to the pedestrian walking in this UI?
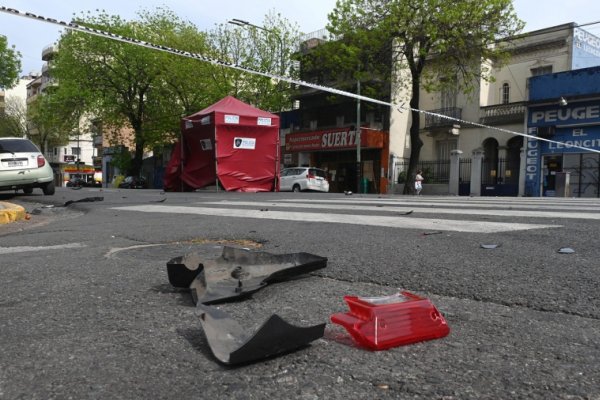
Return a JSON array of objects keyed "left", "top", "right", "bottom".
[{"left": 415, "top": 170, "right": 424, "bottom": 195}]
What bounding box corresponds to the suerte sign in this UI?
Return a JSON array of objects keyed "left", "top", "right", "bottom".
[{"left": 285, "top": 128, "right": 361, "bottom": 152}]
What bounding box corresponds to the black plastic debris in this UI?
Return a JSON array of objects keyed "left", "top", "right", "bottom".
[
  {"left": 167, "top": 252, "right": 205, "bottom": 288},
  {"left": 63, "top": 197, "right": 104, "bottom": 207},
  {"left": 480, "top": 244, "right": 500, "bottom": 249},
  {"left": 197, "top": 303, "right": 325, "bottom": 365},
  {"left": 558, "top": 247, "right": 575, "bottom": 254},
  {"left": 422, "top": 231, "right": 442, "bottom": 236},
  {"left": 167, "top": 246, "right": 327, "bottom": 304},
  {"left": 398, "top": 210, "right": 414, "bottom": 216}
]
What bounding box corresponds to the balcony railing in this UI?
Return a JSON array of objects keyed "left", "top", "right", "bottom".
[
  {"left": 424, "top": 107, "right": 462, "bottom": 129},
  {"left": 480, "top": 102, "right": 526, "bottom": 125},
  {"left": 42, "top": 44, "right": 57, "bottom": 61}
]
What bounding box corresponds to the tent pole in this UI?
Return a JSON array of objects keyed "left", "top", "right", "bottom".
[
  {"left": 214, "top": 126, "right": 219, "bottom": 192},
  {"left": 275, "top": 125, "right": 280, "bottom": 192},
  {"left": 180, "top": 130, "right": 184, "bottom": 192}
]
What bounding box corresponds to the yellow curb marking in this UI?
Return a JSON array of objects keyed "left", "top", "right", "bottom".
[{"left": 0, "top": 202, "right": 27, "bottom": 224}]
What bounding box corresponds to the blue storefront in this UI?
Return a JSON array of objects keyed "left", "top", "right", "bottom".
[{"left": 526, "top": 67, "right": 600, "bottom": 197}]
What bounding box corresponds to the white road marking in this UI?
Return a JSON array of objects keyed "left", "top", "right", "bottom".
[
  {"left": 279, "top": 198, "right": 600, "bottom": 211},
  {"left": 0, "top": 242, "right": 86, "bottom": 255},
  {"left": 202, "top": 201, "right": 600, "bottom": 220},
  {"left": 111, "top": 205, "right": 559, "bottom": 233},
  {"left": 104, "top": 244, "right": 168, "bottom": 259}
]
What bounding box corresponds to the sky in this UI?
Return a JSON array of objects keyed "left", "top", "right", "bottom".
[{"left": 2, "top": 1, "right": 600, "bottom": 77}]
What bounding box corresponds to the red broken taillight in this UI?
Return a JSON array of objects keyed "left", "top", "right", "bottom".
[
  {"left": 330, "top": 291, "right": 450, "bottom": 351},
  {"left": 37, "top": 155, "right": 46, "bottom": 168}
]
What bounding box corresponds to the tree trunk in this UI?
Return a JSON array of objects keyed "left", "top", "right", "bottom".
[
  {"left": 130, "top": 135, "right": 145, "bottom": 177},
  {"left": 402, "top": 76, "right": 423, "bottom": 195}
]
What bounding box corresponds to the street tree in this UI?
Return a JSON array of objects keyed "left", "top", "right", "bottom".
[
  {"left": 0, "top": 35, "right": 21, "bottom": 89},
  {"left": 326, "top": 0, "right": 524, "bottom": 193},
  {"left": 26, "top": 90, "right": 76, "bottom": 153},
  {"left": 210, "top": 10, "right": 301, "bottom": 112},
  {"left": 50, "top": 8, "right": 219, "bottom": 176},
  {"left": 0, "top": 95, "right": 27, "bottom": 137}
]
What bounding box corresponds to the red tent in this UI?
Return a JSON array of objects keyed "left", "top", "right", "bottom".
[{"left": 164, "top": 96, "right": 280, "bottom": 192}]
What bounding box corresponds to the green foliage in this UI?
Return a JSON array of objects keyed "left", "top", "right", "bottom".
[
  {"left": 0, "top": 35, "right": 21, "bottom": 89},
  {"left": 326, "top": 0, "right": 524, "bottom": 193},
  {"left": 209, "top": 10, "right": 301, "bottom": 112},
  {"left": 0, "top": 96, "right": 26, "bottom": 138},
  {"left": 0, "top": 113, "right": 21, "bottom": 137},
  {"left": 51, "top": 7, "right": 224, "bottom": 175},
  {"left": 48, "top": 7, "right": 302, "bottom": 176},
  {"left": 109, "top": 149, "right": 132, "bottom": 176},
  {"left": 26, "top": 92, "right": 77, "bottom": 153}
]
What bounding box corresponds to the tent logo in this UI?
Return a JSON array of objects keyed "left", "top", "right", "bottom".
[
  {"left": 234, "top": 137, "right": 256, "bottom": 150},
  {"left": 200, "top": 139, "right": 212, "bottom": 151}
]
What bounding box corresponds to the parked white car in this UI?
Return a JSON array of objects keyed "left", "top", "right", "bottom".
[
  {"left": 0, "top": 137, "right": 55, "bottom": 195},
  {"left": 279, "top": 167, "right": 329, "bottom": 193}
]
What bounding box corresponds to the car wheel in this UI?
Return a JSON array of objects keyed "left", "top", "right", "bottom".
[
  {"left": 292, "top": 184, "right": 301, "bottom": 193},
  {"left": 23, "top": 187, "right": 34, "bottom": 194},
  {"left": 42, "top": 181, "right": 55, "bottom": 195}
]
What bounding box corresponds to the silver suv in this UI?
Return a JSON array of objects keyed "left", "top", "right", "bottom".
[
  {"left": 0, "top": 137, "right": 55, "bottom": 195},
  {"left": 279, "top": 167, "right": 329, "bottom": 192}
]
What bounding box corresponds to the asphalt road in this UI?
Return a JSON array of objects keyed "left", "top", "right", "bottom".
[{"left": 1, "top": 187, "right": 599, "bottom": 399}]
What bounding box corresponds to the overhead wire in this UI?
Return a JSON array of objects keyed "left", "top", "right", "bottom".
[{"left": 1, "top": 6, "right": 600, "bottom": 154}]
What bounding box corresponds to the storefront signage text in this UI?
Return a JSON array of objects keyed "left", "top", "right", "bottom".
[
  {"left": 530, "top": 105, "right": 600, "bottom": 124},
  {"left": 548, "top": 138, "right": 600, "bottom": 149},
  {"left": 321, "top": 130, "right": 358, "bottom": 148},
  {"left": 286, "top": 129, "right": 360, "bottom": 151},
  {"left": 526, "top": 138, "right": 539, "bottom": 181}
]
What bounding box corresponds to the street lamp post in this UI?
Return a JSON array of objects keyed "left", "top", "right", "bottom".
[
  {"left": 228, "top": 19, "right": 285, "bottom": 85},
  {"left": 228, "top": 19, "right": 286, "bottom": 192}
]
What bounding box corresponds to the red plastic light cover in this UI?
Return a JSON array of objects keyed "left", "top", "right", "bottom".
[{"left": 330, "top": 291, "right": 450, "bottom": 351}]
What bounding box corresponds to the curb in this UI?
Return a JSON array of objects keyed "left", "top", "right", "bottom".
[{"left": 0, "top": 201, "right": 27, "bottom": 224}]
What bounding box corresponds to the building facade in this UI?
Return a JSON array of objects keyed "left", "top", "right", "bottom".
[
  {"left": 416, "top": 23, "right": 600, "bottom": 196},
  {"left": 526, "top": 66, "right": 600, "bottom": 197},
  {"left": 282, "top": 31, "right": 392, "bottom": 194},
  {"left": 26, "top": 44, "right": 97, "bottom": 186}
]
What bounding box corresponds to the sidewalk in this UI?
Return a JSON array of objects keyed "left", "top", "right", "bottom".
[{"left": 0, "top": 201, "right": 26, "bottom": 224}]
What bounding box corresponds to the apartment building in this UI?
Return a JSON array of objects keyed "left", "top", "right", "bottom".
[
  {"left": 26, "top": 44, "right": 97, "bottom": 186},
  {"left": 414, "top": 23, "right": 600, "bottom": 196},
  {"left": 289, "top": 23, "right": 600, "bottom": 196}
]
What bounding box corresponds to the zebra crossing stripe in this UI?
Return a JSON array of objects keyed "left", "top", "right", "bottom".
[
  {"left": 111, "top": 205, "right": 559, "bottom": 233},
  {"left": 202, "top": 201, "right": 600, "bottom": 220}
]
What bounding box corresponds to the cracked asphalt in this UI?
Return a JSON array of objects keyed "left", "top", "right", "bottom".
[{"left": 1, "top": 188, "right": 599, "bottom": 400}]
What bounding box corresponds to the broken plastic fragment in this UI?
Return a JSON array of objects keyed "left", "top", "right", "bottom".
[
  {"left": 197, "top": 303, "right": 325, "bottom": 365},
  {"left": 330, "top": 291, "right": 450, "bottom": 351},
  {"left": 558, "top": 247, "right": 575, "bottom": 254},
  {"left": 166, "top": 252, "right": 205, "bottom": 288},
  {"left": 166, "top": 246, "right": 327, "bottom": 304}
]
